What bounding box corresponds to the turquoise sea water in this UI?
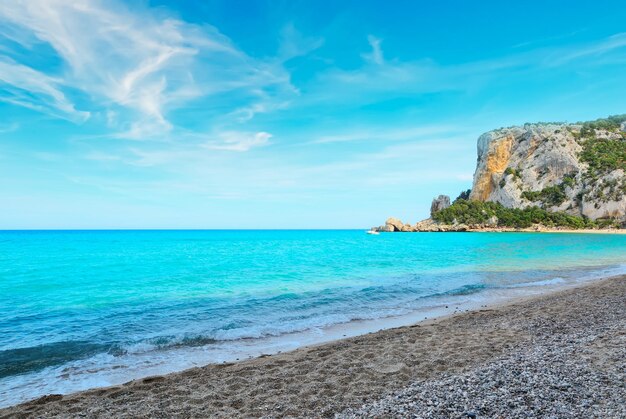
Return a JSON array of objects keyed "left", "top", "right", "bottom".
[{"left": 1, "top": 230, "right": 626, "bottom": 407}]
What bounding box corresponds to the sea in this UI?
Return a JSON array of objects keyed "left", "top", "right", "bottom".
[{"left": 1, "top": 230, "right": 625, "bottom": 407}]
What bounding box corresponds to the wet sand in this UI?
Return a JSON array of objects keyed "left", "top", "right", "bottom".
[{"left": 2, "top": 275, "right": 624, "bottom": 418}]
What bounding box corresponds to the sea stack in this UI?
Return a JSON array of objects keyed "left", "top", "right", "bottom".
[{"left": 430, "top": 195, "right": 451, "bottom": 216}]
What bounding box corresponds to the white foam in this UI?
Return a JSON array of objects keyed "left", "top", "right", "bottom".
[{"left": 507, "top": 277, "right": 566, "bottom": 288}]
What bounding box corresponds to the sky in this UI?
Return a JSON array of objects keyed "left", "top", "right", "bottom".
[{"left": 1, "top": 0, "right": 626, "bottom": 229}]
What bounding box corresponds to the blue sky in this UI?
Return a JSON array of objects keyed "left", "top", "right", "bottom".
[{"left": 1, "top": 0, "right": 626, "bottom": 229}]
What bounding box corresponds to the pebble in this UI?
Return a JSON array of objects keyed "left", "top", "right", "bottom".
[{"left": 338, "top": 288, "right": 626, "bottom": 419}]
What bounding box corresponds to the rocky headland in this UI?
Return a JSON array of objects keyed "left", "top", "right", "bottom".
[{"left": 375, "top": 115, "right": 626, "bottom": 232}]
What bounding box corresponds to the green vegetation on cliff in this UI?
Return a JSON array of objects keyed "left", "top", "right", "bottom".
[
  {"left": 432, "top": 199, "right": 608, "bottom": 229},
  {"left": 579, "top": 137, "right": 626, "bottom": 178},
  {"left": 521, "top": 184, "right": 568, "bottom": 207},
  {"left": 577, "top": 114, "right": 626, "bottom": 179},
  {"left": 519, "top": 114, "right": 626, "bottom": 209},
  {"left": 575, "top": 114, "right": 626, "bottom": 204},
  {"left": 453, "top": 189, "right": 472, "bottom": 203},
  {"left": 433, "top": 114, "right": 626, "bottom": 230},
  {"left": 578, "top": 114, "right": 626, "bottom": 137}
]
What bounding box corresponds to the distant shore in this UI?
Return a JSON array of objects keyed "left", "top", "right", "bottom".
[
  {"left": 429, "top": 227, "right": 626, "bottom": 234},
  {"left": 377, "top": 227, "right": 626, "bottom": 234},
  {"left": 480, "top": 227, "right": 626, "bottom": 234},
  {"left": 3, "top": 275, "right": 624, "bottom": 417},
  {"left": 374, "top": 216, "right": 626, "bottom": 233}
]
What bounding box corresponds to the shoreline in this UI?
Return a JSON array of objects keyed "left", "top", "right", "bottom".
[
  {"left": 375, "top": 216, "right": 626, "bottom": 233},
  {"left": 2, "top": 274, "right": 624, "bottom": 417},
  {"left": 1, "top": 263, "right": 622, "bottom": 409},
  {"left": 380, "top": 227, "right": 626, "bottom": 234},
  {"left": 469, "top": 228, "right": 625, "bottom": 234},
  {"left": 482, "top": 228, "right": 626, "bottom": 234},
  {"left": 420, "top": 228, "right": 625, "bottom": 234}
]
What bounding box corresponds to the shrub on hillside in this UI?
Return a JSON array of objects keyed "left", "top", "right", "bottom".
[{"left": 432, "top": 199, "right": 595, "bottom": 229}]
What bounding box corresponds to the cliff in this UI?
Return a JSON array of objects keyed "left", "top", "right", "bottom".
[
  {"left": 469, "top": 116, "right": 626, "bottom": 222},
  {"left": 375, "top": 115, "right": 626, "bottom": 231}
]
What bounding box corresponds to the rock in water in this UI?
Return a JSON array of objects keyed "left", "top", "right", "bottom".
[
  {"left": 430, "top": 195, "right": 451, "bottom": 215},
  {"left": 385, "top": 217, "right": 404, "bottom": 232}
]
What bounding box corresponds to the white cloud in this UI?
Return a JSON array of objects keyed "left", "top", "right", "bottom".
[
  {"left": 362, "top": 35, "right": 384, "bottom": 65},
  {"left": 278, "top": 23, "right": 324, "bottom": 61},
  {"left": 0, "top": 0, "right": 294, "bottom": 139},
  {"left": 204, "top": 131, "right": 272, "bottom": 152},
  {"left": 0, "top": 57, "right": 89, "bottom": 121},
  {"left": 228, "top": 95, "right": 292, "bottom": 123}
]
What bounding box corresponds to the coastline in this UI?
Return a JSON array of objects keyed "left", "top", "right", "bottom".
[
  {"left": 374, "top": 216, "right": 626, "bottom": 234},
  {"left": 379, "top": 229, "right": 626, "bottom": 234},
  {"left": 441, "top": 228, "right": 626, "bottom": 234},
  {"left": 2, "top": 274, "right": 624, "bottom": 417}
]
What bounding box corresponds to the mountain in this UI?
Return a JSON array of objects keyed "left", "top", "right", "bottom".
[
  {"left": 376, "top": 115, "right": 626, "bottom": 231},
  {"left": 469, "top": 115, "right": 626, "bottom": 222}
]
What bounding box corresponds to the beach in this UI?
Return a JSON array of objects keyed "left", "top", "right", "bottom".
[
  {"left": 3, "top": 2, "right": 626, "bottom": 418},
  {"left": 2, "top": 274, "right": 624, "bottom": 418}
]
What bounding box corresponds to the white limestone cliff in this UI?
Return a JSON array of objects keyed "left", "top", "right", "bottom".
[{"left": 469, "top": 123, "right": 626, "bottom": 222}]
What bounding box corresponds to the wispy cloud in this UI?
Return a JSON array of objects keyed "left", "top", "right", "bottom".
[
  {"left": 278, "top": 23, "right": 324, "bottom": 61},
  {"left": 228, "top": 96, "right": 291, "bottom": 123},
  {"left": 311, "top": 125, "right": 461, "bottom": 144},
  {"left": 0, "top": 121, "right": 19, "bottom": 134},
  {"left": 0, "top": 0, "right": 295, "bottom": 140},
  {"left": 203, "top": 131, "right": 272, "bottom": 152},
  {"left": 303, "top": 31, "right": 626, "bottom": 109},
  {"left": 0, "top": 57, "right": 89, "bottom": 121},
  {"left": 361, "top": 35, "right": 384, "bottom": 65},
  {"left": 547, "top": 32, "right": 626, "bottom": 66}
]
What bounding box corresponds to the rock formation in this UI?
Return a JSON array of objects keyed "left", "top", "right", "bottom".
[
  {"left": 430, "top": 195, "right": 451, "bottom": 215},
  {"left": 384, "top": 217, "right": 404, "bottom": 232},
  {"left": 375, "top": 115, "right": 626, "bottom": 231},
  {"left": 469, "top": 120, "right": 626, "bottom": 222}
]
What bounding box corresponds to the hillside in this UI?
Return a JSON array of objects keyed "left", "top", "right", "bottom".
[
  {"left": 376, "top": 115, "right": 626, "bottom": 231},
  {"left": 469, "top": 115, "right": 626, "bottom": 221}
]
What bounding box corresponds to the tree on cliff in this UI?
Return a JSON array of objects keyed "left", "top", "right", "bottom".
[{"left": 454, "top": 189, "right": 471, "bottom": 203}]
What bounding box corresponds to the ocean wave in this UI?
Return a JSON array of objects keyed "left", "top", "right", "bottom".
[
  {"left": 3, "top": 264, "right": 626, "bottom": 383},
  {"left": 120, "top": 335, "right": 220, "bottom": 355},
  {"left": 433, "top": 283, "right": 489, "bottom": 296},
  {"left": 0, "top": 341, "right": 111, "bottom": 379},
  {"left": 506, "top": 277, "right": 566, "bottom": 288}
]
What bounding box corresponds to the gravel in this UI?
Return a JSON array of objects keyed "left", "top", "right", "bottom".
[{"left": 339, "top": 285, "right": 626, "bottom": 419}]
